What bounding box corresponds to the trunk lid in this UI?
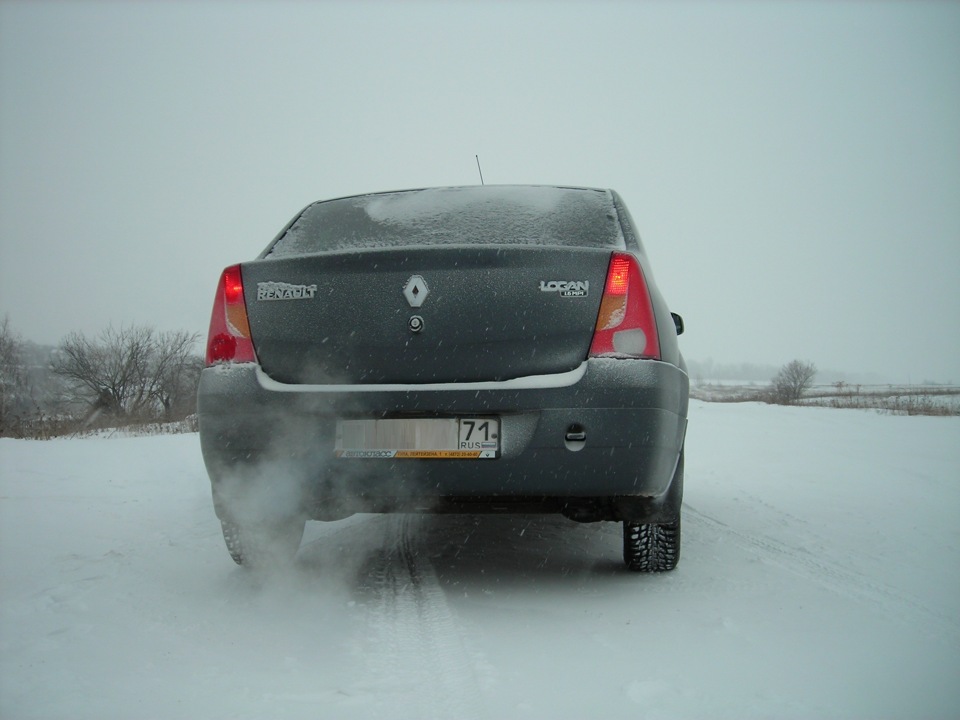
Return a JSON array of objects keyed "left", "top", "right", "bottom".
[{"left": 242, "top": 246, "right": 612, "bottom": 384}]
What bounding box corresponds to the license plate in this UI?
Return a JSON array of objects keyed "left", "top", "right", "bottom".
[{"left": 335, "top": 417, "right": 499, "bottom": 459}]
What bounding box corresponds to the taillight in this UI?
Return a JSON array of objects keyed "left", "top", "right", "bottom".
[
  {"left": 589, "top": 252, "right": 661, "bottom": 359},
  {"left": 205, "top": 265, "right": 257, "bottom": 366}
]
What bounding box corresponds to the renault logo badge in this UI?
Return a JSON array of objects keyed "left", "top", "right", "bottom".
[{"left": 403, "top": 275, "right": 429, "bottom": 308}]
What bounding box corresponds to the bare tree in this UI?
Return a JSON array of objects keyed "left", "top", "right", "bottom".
[
  {"left": 0, "top": 315, "right": 28, "bottom": 431},
  {"left": 53, "top": 325, "right": 201, "bottom": 424},
  {"left": 151, "top": 330, "right": 203, "bottom": 419},
  {"left": 770, "top": 360, "right": 818, "bottom": 404}
]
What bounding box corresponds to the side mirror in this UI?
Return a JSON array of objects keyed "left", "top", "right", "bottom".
[{"left": 671, "top": 312, "right": 684, "bottom": 336}]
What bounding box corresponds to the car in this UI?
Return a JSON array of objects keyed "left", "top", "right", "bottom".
[{"left": 197, "top": 185, "right": 689, "bottom": 572}]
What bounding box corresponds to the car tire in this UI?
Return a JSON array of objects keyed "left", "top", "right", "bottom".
[
  {"left": 622, "top": 449, "right": 683, "bottom": 572},
  {"left": 220, "top": 518, "right": 305, "bottom": 567},
  {"left": 622, "top": 517, "right": 681, "bottom": 572}
]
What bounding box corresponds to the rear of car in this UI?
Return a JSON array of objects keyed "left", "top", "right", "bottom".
[{"left": 198, "top": 186, "right": 688, "bottom": 571}]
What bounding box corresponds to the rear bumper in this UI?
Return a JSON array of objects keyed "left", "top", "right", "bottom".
[{"left": 197, "top": 358, "right": 688, "bottom": 522}]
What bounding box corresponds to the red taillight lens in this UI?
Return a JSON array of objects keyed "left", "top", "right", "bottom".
[
  {"left": 224, "top": 267, "right": 245, "bottom": 303},
  {"left": 605, "top": 256, "right": 631, "bottom": 295},
  {"left": 589, "top": 252, "right": 661, "bottom": 359},
  {"left": 205, "top": 265, "right": 257, "bottom": 366}
]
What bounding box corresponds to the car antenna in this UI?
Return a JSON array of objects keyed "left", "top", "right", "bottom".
[{"left": 475, "top": 154, "right": 485, "bottom": 185}]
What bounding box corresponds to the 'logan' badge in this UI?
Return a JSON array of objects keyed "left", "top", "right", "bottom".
[{"left": 539, "top": 280, "right": 589, "bottom": 298}]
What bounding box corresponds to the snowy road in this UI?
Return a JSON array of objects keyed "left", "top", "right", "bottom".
[{"left": 2, "top": 401, "right": 959, "bottom": 718}]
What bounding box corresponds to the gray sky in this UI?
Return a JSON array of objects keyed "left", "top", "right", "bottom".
[{"left": 1, "top": 0, "right": 958, "bottom": 382}]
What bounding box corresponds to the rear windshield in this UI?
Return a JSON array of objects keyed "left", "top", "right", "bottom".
[{"left": 265, "top": 186, "right": 625, "bottom": 256}]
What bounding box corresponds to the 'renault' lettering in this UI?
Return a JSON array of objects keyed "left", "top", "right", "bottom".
[{"left": 257, "top": 282, "right": 318, "bottom": 301}]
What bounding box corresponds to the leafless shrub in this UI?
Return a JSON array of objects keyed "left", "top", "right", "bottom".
[
  {"left": 1, "top": 316, "right": 24, "bottom": 426},
  {"left": 0, "top": 315, "right": 40, "bottom": 435},
  {"left": 882, "top": 394, "right": 953, "bottom": 416},
  {"left": 799, "top": 384, "right": 958, "bottom": 416},
  {"left": 1, "top": 320, "right": 203, "bottom": 439},
  {"left": 769, "top": 360, "right": 817, "bottom": 404},
  {"left": 692, "top": 370, "right": 960, "bottom": 417},
  {"left": 689, "top": 384, "right": 766, "bottom": 403},
  {"left": 3, "top": 413, "right": 80, "bottom": 440},
  {"left": 52, "top": 325, "right": 201, "bottom": 427},
  {"left": 865, "top": 390, "right": 956, "bottom": 416}
]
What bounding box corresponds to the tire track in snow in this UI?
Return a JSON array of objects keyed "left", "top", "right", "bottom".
[
  {"left": 358, "top": 515, "right": 485, "bottom": 719},
  {"left": 685, "top": 504, "right": 960, "bottom": 643}
]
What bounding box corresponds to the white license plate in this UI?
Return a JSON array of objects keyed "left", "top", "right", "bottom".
[{"left": 335, "top": 417, "right": 499, "bottom": 459}]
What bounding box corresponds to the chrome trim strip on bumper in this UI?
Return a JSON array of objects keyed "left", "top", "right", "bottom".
[{"left": 254, "top": 362, "right": 589, "bottom": 393}]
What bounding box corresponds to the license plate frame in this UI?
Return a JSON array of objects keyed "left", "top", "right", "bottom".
[{"left": 335, "top": 417, "right": 500, "bottom": 459}]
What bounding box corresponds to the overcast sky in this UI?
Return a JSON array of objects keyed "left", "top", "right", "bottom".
[{"left": 1, "top": 0, "right": 958, "bottom": 382}]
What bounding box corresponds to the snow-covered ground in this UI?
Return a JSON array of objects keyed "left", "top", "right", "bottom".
[{"left": 1, "top": 401, "right": 958, "bottom": 719}]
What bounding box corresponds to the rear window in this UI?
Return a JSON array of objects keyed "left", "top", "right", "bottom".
[{"left": 265, "top": 186, "right": 625, "bottom": 256}]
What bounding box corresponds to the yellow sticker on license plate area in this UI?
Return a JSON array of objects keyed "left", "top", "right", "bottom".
[{"left": 335, "top": 417, "right": 499, "bottom": 459}]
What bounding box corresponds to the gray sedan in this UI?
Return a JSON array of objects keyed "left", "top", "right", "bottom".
[{"left": 198, "top": 185, "right": 688, "bottom": 572}]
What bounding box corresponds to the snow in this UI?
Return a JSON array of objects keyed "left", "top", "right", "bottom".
[
  {"left": 256, "top": 361, "right": 588, "bottom": 392},
  {"left": 272, "top": 186, "right": 625, "bottom": 256},
  {"left": 2, "top": 401, "right": 959, "bottom": 719},
  {"left": 362, "top": 186, "right": 569, "bottom": 224}
]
